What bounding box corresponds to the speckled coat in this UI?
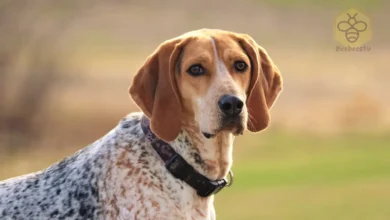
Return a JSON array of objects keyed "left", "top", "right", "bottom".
[{"left": 0, "top": 113, "right": 215, "bottom": 220}]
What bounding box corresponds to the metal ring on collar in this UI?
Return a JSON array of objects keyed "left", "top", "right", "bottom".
[{"left": 226, "top": 170, "right": 234, "bottom": 187}]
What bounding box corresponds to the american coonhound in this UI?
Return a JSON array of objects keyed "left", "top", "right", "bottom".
[{"left": 0, "top": 29, "right": 282, "bottom": 220}]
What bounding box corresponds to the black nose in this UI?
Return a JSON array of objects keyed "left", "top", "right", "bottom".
[{"left": 218, "top": 95, "right": 244, "bottom": 116}]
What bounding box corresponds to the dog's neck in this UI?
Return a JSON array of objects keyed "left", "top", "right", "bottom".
[{"left": 169, "top": 121, "right": 234, "bottom": 180}]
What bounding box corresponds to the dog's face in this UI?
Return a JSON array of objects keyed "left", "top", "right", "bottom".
[
  {"left": 130, "top": 29, "right": 282, "bottom": 142},
  {"left": 176, "top": 34, "right": 251, "bottom": 137}
]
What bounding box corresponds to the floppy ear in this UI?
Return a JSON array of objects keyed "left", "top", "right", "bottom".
[
  {"left": 129, "top": 37, "right": 188, "bottom": 141},
  {"left": 236, "top": 34, "right": 283, "bottom": 132}
]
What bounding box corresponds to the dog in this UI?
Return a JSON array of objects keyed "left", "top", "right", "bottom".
[{"left": 0, "top": 29, "right": 282, "bottom": 220}]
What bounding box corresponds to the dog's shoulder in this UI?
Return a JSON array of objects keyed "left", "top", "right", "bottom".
[{"left": 0, "top": 112, "right": 146, "bottom": 220}]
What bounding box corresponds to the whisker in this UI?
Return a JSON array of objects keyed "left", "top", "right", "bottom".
[{"left": 247, "top": 109, "right": 256, "bottom": 129}]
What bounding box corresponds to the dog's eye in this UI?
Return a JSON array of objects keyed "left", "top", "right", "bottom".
[
  {"left": 187, "top": 64, "right": 205, "bottom": 76},
  {"left": 234, "top": 61, "right": 247, "bottom": 72}
]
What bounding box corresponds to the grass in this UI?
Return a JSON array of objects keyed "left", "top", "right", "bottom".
[{"left": 215, "top": 131, "right": 390, "bottom": 220}]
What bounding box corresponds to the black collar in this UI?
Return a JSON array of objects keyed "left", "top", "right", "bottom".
[{"left": 140, "top": 115, "right": 230, "bottom": 197}]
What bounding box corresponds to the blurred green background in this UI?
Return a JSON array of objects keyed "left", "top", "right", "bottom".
[{"left": 0, "top": 0, "right": 389, "bottom": 219}]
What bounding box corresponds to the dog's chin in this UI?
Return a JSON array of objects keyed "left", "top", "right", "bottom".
[
  {"left": 221, "top": 123, "right": 245, "bottom": 136},
  {"left": 232, "top": 124, "right": 245, "bottom": 136},
  {"left": 202, "top": 117, "right": 246, "bottom": 139}
]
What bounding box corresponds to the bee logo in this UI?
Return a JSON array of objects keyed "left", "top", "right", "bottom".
[
  {"left": 337, "top": 13, "right": 368, "bottom": 43},
  {"left": 334, "top": 8, "right": 371, "bottom": 47}
]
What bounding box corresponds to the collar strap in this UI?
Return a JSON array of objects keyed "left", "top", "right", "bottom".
[{"left": 140, "top": 115, "right": 227, "bottom": 197}]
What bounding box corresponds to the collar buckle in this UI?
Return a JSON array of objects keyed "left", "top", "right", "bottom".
[{"left": 197, "top": 178, "right": 227, "bottom": 197}]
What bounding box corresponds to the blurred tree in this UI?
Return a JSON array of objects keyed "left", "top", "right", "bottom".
[{"left": 0, "top": 0, "right": 76, "bottom": 152}]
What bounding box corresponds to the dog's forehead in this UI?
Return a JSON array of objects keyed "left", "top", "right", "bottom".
[
  {"left": 179, "top": 28, "right": 230, "bottom": 38},
  {"left": 180, "top": 30, "right": 242, "bottom": 58}
]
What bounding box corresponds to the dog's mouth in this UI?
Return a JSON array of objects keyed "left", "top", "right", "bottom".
[
  {"left": 202, "top": 116, "right": 245, "bottom": 139},
  {"left": 202, "top": 132, "right": 215, "bottom": 139}
]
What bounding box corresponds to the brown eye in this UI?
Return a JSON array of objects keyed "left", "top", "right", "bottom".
[
  {"left": 187, "top": 64, "right": 205, "bottom": 76},
  {"left": 234, "top": 61, "right": 247, "bottom": 72}
]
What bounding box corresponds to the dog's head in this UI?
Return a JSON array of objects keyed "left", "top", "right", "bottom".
[{"left": 129, "top": 29, "right": 282, "bottom": 142}]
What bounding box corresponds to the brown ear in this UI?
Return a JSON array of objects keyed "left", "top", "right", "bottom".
[
  {"left": 236, "top": 34, "right": 283, "bottom": 132},
  {"left": 129, "top": 37, "right": 188, "bottom": 141}
]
